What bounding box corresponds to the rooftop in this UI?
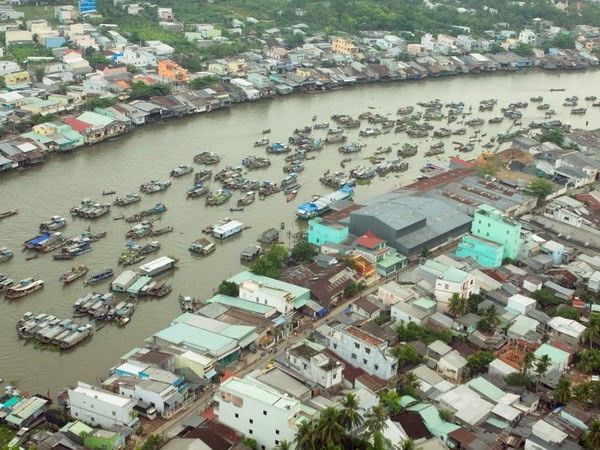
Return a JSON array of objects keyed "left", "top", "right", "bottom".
[{"left": 344, "top": 326, "right": 385, "bottom": 347}]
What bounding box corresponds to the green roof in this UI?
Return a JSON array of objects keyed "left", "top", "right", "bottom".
[
  {"left": 413, "top": 297, "right": 437, "bottom": 310},
  {"left": 416, "top": 404, "right": 461, "bottom": 436},
  {"left": 127, "top": 276, "right": 152, "bottom": 294},
  {"left": 399, "top": 395, "right": 418, "bottom": 408},
  {"left": 508, "top": 315, "right": 538, "bottom": 336},
  {"left": 486, "top": 417, "right": 510, "bottom": 429},
  {"left": 77, "top": 111, "right": 115, "bottom": 127},
  {"left": 208, "top": 294, "right": 276, "bottom": 315},
  {"left": 478, "top": 204, "right": 496, "bottom": 212},
  {"left": 6, "top": 397, "right": 48, "bottom": 426},
  {"left": 377, "top": 254, "right": 405, "bottom": 268},
  {"left": 534, "top": 343, "right": 570, "bottom": 365},
  {"left": 440, "top": 266, "right": 469, "bottom": 283},
  {"left": 69, "top": 421, "right": 93, "bottom": 437},
  {"left": 466, "top": 377, "right": 507, "bottom": 402},
  {"left": 152, "top": 323, "right": 235, "bottom": 354},
  {"left": 228, "top": 271, "right": 310, "bottom": 301},
  {"left": 21, "top": 131, "right": 53, "bottom": 144}
]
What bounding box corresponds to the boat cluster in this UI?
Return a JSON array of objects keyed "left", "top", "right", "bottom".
[
  {"left": 70, "top": 199, "right": 111, "bottom": 219},
  {"left": 17, "top": 312, "right": 93, "bottom": 350},
  {"left": 73, "top": 292, "right": 136, "bottom": 325}
]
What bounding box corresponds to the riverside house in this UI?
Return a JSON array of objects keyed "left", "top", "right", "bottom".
[{"left": 63, "top": 111, "right": 128, "bottom": 144}]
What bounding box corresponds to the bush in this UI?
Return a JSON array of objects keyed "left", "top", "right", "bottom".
[
  {"left": 467, "top": 351, "right": 495, "bottom": 375},
  {"left": 217, "top": 280, "right": 239, "bottom": 297},
  {"left": 290, "top": 241, "right": 316, "bottom": 263},
  {"left": 505, "top": 372, "right": 533, "bottom": 388},
  {"left": 531, "top": 289, "right": 563, "bottom": 308}
]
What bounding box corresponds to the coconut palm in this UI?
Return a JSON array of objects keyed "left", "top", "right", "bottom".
[
  {"left": 535, "top": 354, "right": 551, "bottom": 390},
  {"left": 584, "top": 314, "right": 600, "bottom": 349},
  {"left": 315, "top": 406, "right": 345, "bottom": 448},
  {"left": 482, "top": 304, "right": 500, "bottom": 328},
  {"left": 554, "top": 376, "right": 572, "bottom": 405},
  {"left": 449, "top": 292, "right": 468, "bottom": 317},
  {"left": 365, "top": 404, "right": 390, "bottom": 435},
  {"left": 398, "top": 438, "right": 417, "bottom": 450},
  {"left": 522, "top": 351, "right": 536, "bottom": 375},
  {"left": 379, "top": 389, "right": 402, "bottom": 412},
  {"left": 275, "top": 440, "right": 291, "bottom": 450},
  {"left": 340, "top": 392, "right": 363, "bottom": 434},
  {"left": 574, "top": 382, "right": 591, "bottom": 408},
  {"left": 401, "top": 371, "right": 421, "bottom": 397},
  {"left": 578, "top": 348, "right": 600, "bottom": 374},
  {"left": 294, "top": 419, "right": 316, "bottom": 450},
  {"left": 584, "top": 420, "right": 600, "bottom": 450}
]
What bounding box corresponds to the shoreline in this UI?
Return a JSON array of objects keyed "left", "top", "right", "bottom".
[{"left": 1, "top": 65, "right": 598, "bottom": 178}]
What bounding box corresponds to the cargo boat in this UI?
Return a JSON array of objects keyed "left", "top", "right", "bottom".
[
  {"left": 296, "top": 186, "right": 354, "bottom": 220},
  {"left": 5, "top": 278, "right": 44, "bottom": 299}
]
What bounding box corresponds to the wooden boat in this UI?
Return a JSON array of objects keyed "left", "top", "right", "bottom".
[
  {"left": 193, "top": 151, "right": 221, "bottom": 165},
  {"left": 39, "top": 216, "right": 67, "bottom": 232},
  {"left": 152, "top": 226, "right": 173, "bottom": 236},
  {"left": 230, "top": 207, "right": 244, "bottom": 212},
  {"left": 60, "top": 265, "right": 89, "bottom": 284},
  {"left": 186, "top": 183, "right": 209, "bottom": 198},
  {"left": 5, "top": 278, "right": 44, "bottom": 299},
  {"left": 148, "top": 282, "right": 171, "bottom": 297},
  {"left": 0, "top": 247, "right": 13, "bottom": 263},
  {"left": 84, "top": 268, "right": 114, "bottom": 285},
  {"left": 113, "top": 193, "right": 142, "bottom": 206},
  {"left": 102, "top": 190, "right": 116, "bottom": 195},
  {"left": 170, "top": 165, "right": 193, "bottom": 177},
  {"left": 287, "top": 191, "right": 297, "bottom": 202},
  {"left": 0, "top": 210, "right": 18, "bottom": 220}
]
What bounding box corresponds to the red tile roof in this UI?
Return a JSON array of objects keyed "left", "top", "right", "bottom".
[
  {"left": 450, "top": 157, "right": 474, "bottom": 168},
  {"left": 355, "top": 231, "right": 385, "bottom": 249},
  {"left": 63, "top": 118, "right": 92, "bottom": 132}
]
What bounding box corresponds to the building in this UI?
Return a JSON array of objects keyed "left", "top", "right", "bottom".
[
  {"left": 215, "top": 376, "right": 317, "bottom": 450},
  {"left": 84, "top": 429, "right": 125, "bottom": 450},
  {"left": 547, "top": 317, "right": 586, "bottom": 345},
  {"left": 354, "top": 231, "right": 404, "bottom": 276},
  {"left": 332, "top": 36, "right": 359, "bottom": 55},
  {"left": 5, "top": 396, "right": 49, "bottom": 428},
  {"left": 534, "top": 344, "right": 570, "bottom": 373},
  {"left": 434, "top": 267, "right": 478, "bottom": 312},
  {"left": 437, "top": 351, "right": 468, "bottom": 381},
  {"left": 507, "top": 294, "right": 537, "bottom": 315},
  {"left": 285, "top": 341, "right": 344, "bottom": 389},
  {"left": 158, "top": 59, "right": 189, "bottom": 83},
  {"left": 308, "top": 217, "right": 349, "bottom": 246},
  {"left": 456, "top": 234, "right": 504, "bottom": 267},
  {"left": 470, "top": 204, "right": 521, "bottom": 260},
  {"left": 68, "top": 382, "right": 138, "bottom": 429},
  {"left": 329, "top": 326, "right": 398, "bottom": 379},
  {"left": 391, "top": 298, "right": 437, "bottom": 326}
]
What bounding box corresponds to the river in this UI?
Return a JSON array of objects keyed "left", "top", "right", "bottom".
[{"left": 0, "top": 69, "right": 598, "bottom": 394}]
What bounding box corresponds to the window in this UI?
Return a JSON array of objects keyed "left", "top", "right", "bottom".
[
  {"left": 276, "top": 430, "right": 280, "bottom": 435},
  {"left": 235, "top": 413, "right": 239, "bottom": 418},
  {"left": 249, "top": 419, "right": 254, "bottom": 424},
  {"left": 263, "top": 410, "right": 267, "bottom": 416},
  {"left": 365, "top": 348, "right": 371, "bottom": 354},
  {"left": 249, "top": 429, "right": 253, "bottom": 435},
  {"left": 112, "top": 411, "right": 116, "bottom": 416},
  {"left": 375, "top": 364, "right": 379, "bottom": 370},
  {"left": 478, "top": 220, "right": 481, "bottom": 224},
  {"left": 392, "top": 363, "right": 397, "bottom": 370},
  {"left": 303, "top": 363, "right": 307, "bottom": 369},
  {"left": 275, "top": 441, "right": 280, "bottom": 446},
  {"left": 488, "top": 223, "right": 490, "bottom": 227},
  {"left": 91, "top": 417, "right": 95, "bottom": 422},
  {"left": 333, "top": 343, "right": 337, "bottom": 349},
  {"left": 363, "top": 359, "right": 367, "bottom": 364},
  {"left": 354, "top": 343, "right": 360, "bottom": 349},
  {"left": 333, "top": 374, "right": 337, "bottom": 379},
  {"left": 486, "top": 232, "right": 489, "bottom": 237},
  {"left": 351, "top": 353, "right": 357, "bottom": 360},
  {"left": 507, "top": 230, "right": 510, "bottom": 234},
  {"left": 444, "top": 284, "right": 449, "bottom": 289}
]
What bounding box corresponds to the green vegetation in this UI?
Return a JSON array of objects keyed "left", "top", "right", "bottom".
[
  {"left": 290, "top": 241, "right": 317, "bottom": 264},
  {"left": 87, "top": 97, "right": 118, "bottom": 111},
  {"left": 467, "top": 351, "right": 495, "bottom": 375},
  {"left": 128, "top": 81, "right": 171, "bottom": 100},
  {"left": 0, "top": 425, "right": 17, "bottom": 448},
  {"left": 14, "top": 5, "right": 58, "bottom": 21},
  {"left": 584, "top": 421, "right": 600, "bottom": 450},
  {"left": 141, "top": 434, "right": 163, "bottom": 450},
  {"left": 390, "top": 343, "right": 423, "bottom": 369},
  {"left": 584, "top": 314, "right": 600, "bottom": 349},
  {"left": 241, "top": 438, "right": 257, "bottom": 450},
  {"left": 449, "top": 292, "right": 469, "bottom": 317},
  {"left": 531, "top": 288, "right": 564, "bottom": 308},
  {"left": 474, "top": 156, "right": 502, "bottom": 178},
  {"left": 505, "top": 371, "right": 533, "bottom": 388},
  {"left": 6, "top": 43, "right": 53, "bottom": 64},
  {"left": 396, "top": 321, "right": 454, "bottom": 345},
  {"left": 439, "top": 409, "right": 454, "bottom": 422},
  {"left": 217, "top": 280, "right": 239, "bottom": 297},
  {"left": 250, "top": 244, "right": 288, "bottom": 279},
  {"left": 552, "top": 306, "right": 580, "bottom": 320},
  {"left": 189, "top": 75, "right": 221, "bottom": 90},
  {"left": 539, "top": 128, "right": 565, "bottom": 146},
  {"left": 554, "top": 376, "right": 572, "bottom": 405},
  {"left": 577, "top": 348, "right": 600, "bottom": 374},
  {"left": 344, "top": 281, "right": 365, "bottom": 298}
]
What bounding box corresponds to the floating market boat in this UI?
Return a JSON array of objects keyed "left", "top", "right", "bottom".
[
  {"left": 206, "top": 189, "right": 233, "bottom": 206},
  {"left": 266, "top": 142, "right": 291, "bottom": 154},
  {"left": 186, "top": 183, "right": 209, "bottom": 198},
  {"left": 170, "top": 165, "right": 193, "bottom": 177},
  {"left": 189, "top": 238, "right": 216, "bottom": 255},
  {"left": 0, "top": 247, "right": 13, "bottom": 263},
  {"left": 39, "top": 216, "right": 67, "bottom": 232},
  {"left": 70, "top": 199, "right": 111, "bottom": 218},
  {"left": 194, "top": 168, "right": 212, "bottom": 183},
  {"left": 237, "top": 191, "right": 256, "bottom": 207},
  {"left": 126, "top": 221, "right": 153, "bottom": 239},
  {"left": 397, "top": 144, "right": 418, "bottom": 157},
  {"left": 254, "top": 138, "right": 269, "bottom": 146},
  {"left": 52, "top": 242, "right": 92, "bottom": 259},
  {"left": 148, "top": 282, "right": 171, "bottom": 297},
  {"left": 84, "top": 268, "right": 114, "bottom": 285},
  {"left": 152, "top": 226, "right": 173, "bottom": 236},
  {"left": 125, "top": 203, "right": 167, "bottom": 222},
  {"left": 59, "top": 265, "right": 89, "bottom": 284},
  {"left": 139, "top": 180, "right": 171, "bottom": 194},
  {"left": 5, "top": 278, "right": 44, "bottom": 299},
  {"left": 113, "top": 193, "right": 142, "bottom": 206},
  {"left": 193, "top": 151, "right": 221, "bottom": 164},
  {"left": 23, "top": 232, "right": 67, "bottom": 252},
  {"left": 339, "top": 143, "right": 363, "bottom": 153},
  {"left": 296, "top": 186, "right": 354, "bottom": 220},
  {"left": 242, "top": 156, "right": 271, "bottom": 169},
  {"left": 571, "top": 108, "right": 587, "bottom": 114},
  {"left": 530, "top": 96, "right": 543, "bottom": 102}
]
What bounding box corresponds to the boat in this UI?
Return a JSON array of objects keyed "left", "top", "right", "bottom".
[
  {"left": 398, "top": 144, "right": 418, "bottom": 158},
  {"left": 281, "top": 173, "right": 298, "bottom": 188},
  {"left": 125, "top": 204, "right": 167, "bottom": 222},
  {"left": 263, "top": 129, "right": 271, "bottom": 134},
  {"left": 140, "top": 180, "right": 171, "bottom": 194},
  {"left": 70, "top": 199, "right": 111, "bottom": 218},
  {"left": 212, "top": 218, "right": 244, "bottom": 239},
  {"left": 5, "top": 278, "right": 44, "bottom": 299},
  {"left": 230, "top": 207, "right": 244, "bottom": 212},
  {"left": 537, "top": 103, "right": 551, "bottom": 110},
  {"left": 59, "top": 265, "right": 89, "bottom": 284},
  {"left": 266, "top": 142, "right": 291, "bottom": 154},
  {"left": 359, "top": 128, "right": 381, "bottom": 137},
  {"left": 488, "top": 117, "right": 503, "bottom": 124},
  {"left": 148, "top": 282, "right": 171, "bottom": 297},
  {"left": 193, "top": 151, "right": 221, "bottom": 165},
  {"left": 179, "top": 295, "right": 199, "bottom": 313},
  {"left": 206, "top": 189, "right": 233, "bottom": 206},
  {"left": 113, "top": 193, "right": 142, "bottom": 206},
  {"left": 84, "top": 268, "right": 114, "bottom": 285},
  {"left": 170, "top": 165, "right": 193, "bottom": 177},
  {"left": 194, "top": 168, "right": 213, "bottom": 183},
  {"left": 189, "top": 238, "right": 216, "bottom": 255},
  {"left": 52, "top": 242, "right": 92, "bottom": 259},
  {"left": 0, "top": 210, "right": 18, "bottom": 220},
  {"left": 152, "top": 226, "right": 173, "bottom": 236},
  {"left": 254, "top": 138, "right": 269, "bottom": 146},
  {"left": 186, "top": 183, "right": 209, "bottom": 198},
  {"left": 102, "top": 190, "right": 116, "bottom": 195},
  {"left": 287, "top": 191, "right": 297, "bottom": 202},
  {"left": 60, "top": 324, "right": 93, "bottom": 349},
  {"left": 126, "top": 221, "right": 153, "bottom": 239},
  {"left": 237, "top": 191, "right": 256, "bottom": 207},
  {"left": 296, "top": 186, "right": 354, "bottom": 220},
  {"left": 571, "top": 108, "right": 587, "bottom": 115},
  {"left": 0, "top": 278, "right": 14, "bottom": 293},
  {"left": 550, "top": 88, "right": 565, "bottom": 91},
  {"left": 529, "top": 96, "right": 543, "bottom": 102},
  {"left": 313, "top": 122, "right": 329, "bottom": 129},
  {"left": 0, "top": 247, "right": 13, "bottom": 263},
  {"left": 339, "top": 143, "right": 362, "bottom": 154},
  {"left": 242, "top": 156, "right": 271, "bottom": 169},
  {"left": 23, "top": 232, "right": 66, "bottom": 252},
  {"left": 39, "top": 216, "right": 67, "bottom": 232},
  {"left": 585, "top": 96, "right": 597, "bottom": 101}
]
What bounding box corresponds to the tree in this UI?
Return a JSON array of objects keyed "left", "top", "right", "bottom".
[
  {"left": 522, "top": 351, "right": 536, "bottom": 376},
  {"left": 399, "top": 371, "right": 421, "bottom": 397},
  {"left": 474, "top": 156, "right": 502, "bottom": 177},
  {"left": 584, "top": 314, "right": 600, "bottom": 349},
  {"left": 583, "top": 421, "right": 600, "bottom": 450},
  {"left": 467, "top": 351, "right": 495, "bottom": 375},
  {"left": 390, "top": 344, "right": 422, "bottom": 369},
  {"left": 506, "top": 372, "right": 533, "bottom": 388},
  {"left": 439, "top": 409, "right": 454, "bottom": 422},
  {"left": 449, "top": 292, "right": 468, "bottom": 317},
  {"left": 468, "top": 293, "right": 485, "bottom": 313},
  {"left": 189, "top": 75, "right": 221, "bottom": 89},
  {"left": 482, "top": 304, "right": 500, "bottom": 328},
  {"left": 0, "top": 75, "right": 6, "bottom": 89},
  {"left": 527, "top": 178, "right": 554, "bottom": 200},
  {"left": 554, "top": 307, "right": 580, "bottom": 321},
  {"left": 535, "top": 354, "right": 551, "bottom": 390},
  {"left": 250, "top": 245, "right": 289, "bottom": 278},
  {"left": 274, "top": 441, "right": 291, "bottom": 450},
  {"left": 217, "top": 280, "right": 239, "bottom": 297},
  {"left": 128, "top": 81, "right": 171, "bottom": 100},
  {"left": 34, "top": 66, "right": 45, "bottom": 82},
  {"left": 379, "top": 389, "right": 402, "bottom": 413},
  {"left": 291, "top": 241, "right": 316, "bottom": 263},
  {"left": 344, "top": 282, "right": 365, "bottom": 298},
  {"left": 339, "top": 393, "right": 363, "bottom": 434},
  {"left": 513, "top": 42, "right": 534, "bottom": 56},
  {"left": 574, "top": 382, "right": 591, "bottom": 407},
  {"left": 364, "top": 404, "right": 389, "bottom": 435},
  {"left": 554, "top": 376, "right": 572, "bottom": 405},
  {"left": 577, "top": 349, "right": 600, "bottom": 374},
  {"left": 87, "top": 97, "right": 117, "bottom": 110},
  {"left": 242, "top": 438, "right": 257, "bottom": 450},
  {"left": 539, "top": 128, "right": 564, "bottom": 146},
  {"left": 86, "top": 54, "right": 111, "bottom": 67},
  {"left": 315, "top": 407, "right": 344, "bottom": 448},
  {"left": 141, "top": 435, "right": 163, "bottom": 450},
  {"left": 531, "top": 289, "right": 563, "bottom": 308},
  {"left": 294, "top": 420, "right": 316, "bottom": 450},
  {"left": 398, "top": 438, "right": 417, "bottom": 450}
]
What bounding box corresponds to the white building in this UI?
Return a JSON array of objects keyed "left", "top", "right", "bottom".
[
  {"left": 329, "top": 326, "right": 398, "bottom": 379},
  {"left": 68, "top": 382, "right": 138, "bottom": 429},
  {"left": 230, "top": 78, "right": 260, "bottom": 100},
  {"left": 507, "top": 294, "right": 537, "bottom": 315},
  {"left": 434, "top": 267, "right": 478, "bottom": 313},
  {"left": 285, "top": 341, "right": 344, "bottom": 389},
  {"left": 115, "top": 49, "right": 157, "bottom": 67},
  {"left": 547, "top": 317, "right": 586, "bottom": 345},
  {"left": 519, "top": 29, "right": 538, "bottom": 45},
  {"left": 239, "top": 279, "right": 295, "bottom": 316},
  {"left": 215, "top": 376, "right": 316, "bottom": 450},
  {"left": 391, "top": 297, "right": 437, "bottom": 326},
  {"left": 120, "top": 379, "right": 180, "bottom": 415},
  {"left": 437, "top": 351, "right": 468, "bottom": 381}
]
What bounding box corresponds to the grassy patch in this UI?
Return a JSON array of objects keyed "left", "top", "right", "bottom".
[
  {"left": 14, "top": 5, "right": 57, "bottom": 22},
  {"left": 0, "top": 425, "right": 16, "bottom": 447}
]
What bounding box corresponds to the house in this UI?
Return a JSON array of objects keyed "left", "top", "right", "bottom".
[
  {"left": 63, "top": 111, "right": 128, "bottom": 145},
  {"left": 470, "top": 204, "right": 522, "bottom": 260},
  {"left": 158, "top": 59, "right": 189, "bottom": 83},
  {"left": 329, "top": 326, "right": 398, "bottom": 379},
  {"left": 215, "top": 376, "right": 317, "bottom": 450},
  {"left": 308, "top": 217, "right": 349, "bottom": 246},
  {"left": 68, "top": 382, "right": 138, "bottom": 429},
  {"left": 5, "top": 396, "right": 49, "bottom": 428},
  {"left": 331, "top": 37, "right": 359, "bottom": 55},
  {"left": 437, "top": 351, "right": 468, "bottom": 381},
  {"left": 391, "top": 298, "right": 437, "bottom": 326},
  {"left": 0, "top": 138, "right": 46, "bottom": 168},
  {"left": 284, "top": 341, "right": 344, "bottom": 389},
  {"left": 426, "top": 340, "right": 452, "bottom": 362},
  {"left": 5, "top": 30, "right": 33, "bottom": 45},
  {"left": 507, "top": 294, "right": 537, "bottom": 315},
  {"left": 456, "top": 235, "right": 504, "bottom": 267},
  {"left": 434, "top": 267, "right": 478, "bottom": 313},
  {"left": 435, "top": 384, "right": 494, "bottom": 429},
  {"left": 351, "top": 297, "right": 382, "bottom": 319},
  {"left": 354, "top": 231, "right": 405, "bottom": 276},
  {"left": 534, "top": 343, "right": 570, "bottom": 373},
  {"left": 507, "top": 315, "right": 541, "bottom": 343},
  {"left": 547, "top": 317, "right": 586, "bottom": 345}
]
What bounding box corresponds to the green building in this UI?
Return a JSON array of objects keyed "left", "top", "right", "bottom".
[
  {"left": 471, "top": 204, "right": 521, "bottom": 260},
  {"left": 308, "top": 217, "right": 349, "bottom": 246},
  {"left": 84, "top": 429, "right": 125, "bottom": 450},
  {"left": 456, "top": 234, "right": 504, "bottom": 267}
]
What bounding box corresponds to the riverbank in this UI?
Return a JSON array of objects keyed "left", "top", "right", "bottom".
[{"left": 0, "top": 61, "right": 597, "bottom": 177}]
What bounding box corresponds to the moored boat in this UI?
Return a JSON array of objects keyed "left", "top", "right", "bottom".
[
  {"left": 0, "top": 210, "right": 18, "bottom": 220},
  {"left": 140, "top": 180, "right": 171, "bottom": 194},
  {"left": 113, "top": 193, "right": 142, "bottom": 206},
  {"left": 5, "top": 278, "right": 44, "bottom": 299},
  {"left": 186, "top": 183, "right": 209, "bottom": 198},
  {"left": 296, "top": 186, "right": 354, "bottom": 220},
  {"left": 189, "top": 238, "right": 216, "bottom": 255},
  {"left": 0, "top": 247, "right": 13, "bottom": 263},
  {"left": 170, "top": 165, "right": 193, "bottom": 177},
  {"left": 206, "top": 189, "right": 233, "bottom": 206},
  {"left": 39, "top": 216, "right": 67, "bottom": 232},
  {"left": 84, "top": 268, "right": 114, "bottom": 285},
  {"left": 59, "top": 265, "right": 89, "bottom": 284},
  {"left": 193, "top": 151, "right": 221, "bottom": 165}
]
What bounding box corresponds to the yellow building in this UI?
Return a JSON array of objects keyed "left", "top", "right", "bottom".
[
  {"left": 157, "top": 59, "right": 189, "bottom": 82},
  {"left": 227, "top": 59, "right": 246, "bottom": 76},
  {"left": 5, "top": 71, "right": 31, "bottom": 87},
  {"left": 295, "top": 67, "right": 311, "bottom": 77},
  {"left": 332, "top": 36, "right": 359, "bottom": 55}
]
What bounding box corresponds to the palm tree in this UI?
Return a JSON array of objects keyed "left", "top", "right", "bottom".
[
  {"left": 401, "top": 371, "right": 421, "bottom": 397},
  {"left": 340, "top": 392, "right": 363, "bottom": 435},
  {"left": 275, "top": 440, "right": 291, "bottom": 450},
  {"left": 449, "top": 292, "right": 468, "bottom": 317},
  {"left": 482, "top": 304, "right": 500, "bottom": 328},
  {"left": 574, "top": 382, "right": 591, "bottom": 408},
  {"left": 294, "top": 419, "right": 316, "bottom": 450},
  {"left": 584, "top": 420, "right": 600, "bottom": 450},
  {"left": 554, "top": 376, "right": 572, "bottom": 405},
  {"left": 535, "top": 354, "right": 551, "bottom": 390},
  {"left": 315, "top": 406, "right": 345, "bottom": 448},
  {"left": 577, "top": 348, "right": 600, "bottom": 374},
  {"left": 522, "top": 351, "right": 536, "bottom": 375},
  {"left": 365, "top": 404, "right": 389, "bottom": 435},
  {"left": 398, "top": 438, "right": 417, "bottom": 450},
  {"left": 584, "top": 314, "right": 600, "bottom": 349},
  {"left": 379, "top": 389, "right": 402, "bottom": 412}
]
